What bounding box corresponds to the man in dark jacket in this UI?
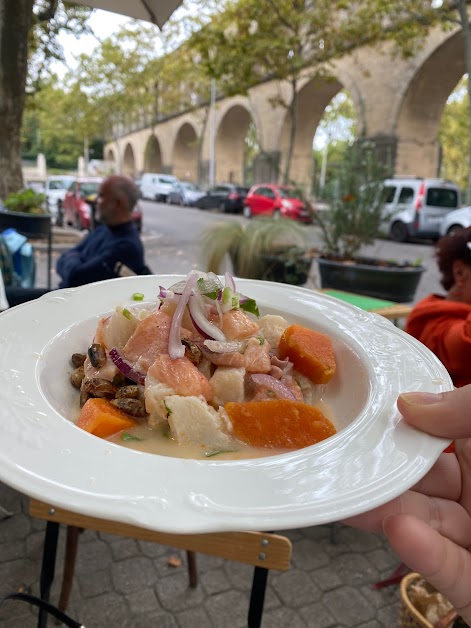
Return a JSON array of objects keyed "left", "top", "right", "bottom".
[{"left": 57, "top": 175, "right": 148, "bottom": 288}]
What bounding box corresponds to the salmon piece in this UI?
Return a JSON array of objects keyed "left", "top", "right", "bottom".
[
  {"left": 219, "top": 310, "right": 259, "bottom": 340},
  {"left": 148, "top": 354, "right": 213, "bottom": 402},
  {"left": 123, "top": 310, "right": 192, "bottom": 371},
  {"left": 244, "top": 337, "right": 272, "bottom": 373}
]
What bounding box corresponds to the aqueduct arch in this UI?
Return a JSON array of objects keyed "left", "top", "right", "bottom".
[
  {"left": 215, "top": 104, "right": 254, "bottom": 184},
  {"left": 122, "top": 143, "right": 135, "bottom": 177},
  {"left": 395, "top": 30, "right": 466, "bottom": 177},
  {"left": 144, "top": 135, "right": 163, "bottom": 172},
  {"left": 172, "top": 122, "right": 198, "bottom": 182}
]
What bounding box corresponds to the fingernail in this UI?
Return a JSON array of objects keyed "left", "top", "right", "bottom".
[{"left": 399, "top": 392, "right": 443, "bottom": 406}]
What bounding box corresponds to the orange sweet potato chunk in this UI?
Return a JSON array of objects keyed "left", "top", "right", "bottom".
[
  {"left": 278, "top": 324, "right": 336, "bottom": 384},
  {"left": 76, "top": 398, "right": 137, "bottom": 438},
  {"left": 225, "top": 399, "right": 336, "bottom": 449}
]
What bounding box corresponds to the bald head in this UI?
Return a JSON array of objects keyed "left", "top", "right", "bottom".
[{"left": 97, "top": 175, "right": 139, "bottom": 226}]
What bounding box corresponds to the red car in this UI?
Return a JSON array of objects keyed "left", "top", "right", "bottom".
[
  {"left": 243, "top": 184, "right": 314, "bottom": 223},
  {"left": 62, "top": 177, "right": 142, "bottom": 232}
]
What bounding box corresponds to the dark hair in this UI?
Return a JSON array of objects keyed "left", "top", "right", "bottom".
[
  {"left": 105, "top": 175, "right": 139, "bottom": 211},
  {"left": 436, "top": 226, "right": 471, "bottom": 290}
]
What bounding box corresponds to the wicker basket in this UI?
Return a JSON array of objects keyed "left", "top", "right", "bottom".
[
  {"left": 400, "top": 573, "right": 434, "bottom": 628},
  {"left": 400, "top": 573, "right": 458, "bottom": 628}
]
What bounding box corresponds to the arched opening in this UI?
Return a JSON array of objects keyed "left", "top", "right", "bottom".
[
  {"left": 123, "top": 143, "right": 135, "bottom": 178},
  {"left": 144, "top": 135, "right": 162, "bottom": 172},
  {"left": 215, "top": 104, "right": 254, "bottom": 184},
  {"left": 173, "top": 123, "right": 198, "bottom": 182},
  {"left": 396, "top": 30, "right": 466, "bottom": 179},
  {"left": 312, "top": 89, "right": 357, "bottom": 200},
  {"left": 105, "top": 147, "right": 117, "bottom": 174},
  {"left": 439, "top": 75, "right": 468, "bottom": 199},
  {"left": 279, "top": 76, "right": 344, "bottom": 191}
]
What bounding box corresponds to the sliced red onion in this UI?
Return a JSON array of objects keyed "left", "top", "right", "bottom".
[
  {"left": 204, "top": 339, "right": 247, "bottom": 353},
  {"left": 224, "top": 272, "right": 236, "bottom": 293},
  {"left": 251, "top": 373, "right": 297, "bottom": 400},
  {"left": 168, "top": 274, "right": 198, "bottom": 359},
  {"left": 188, "top": 295, "right": 226, "bottom": 341},
  {"left": 109, "top": 348, "right": 146, "bottom": 385},
  {"left": 159, "top": 286, "right": 174, "bottom": 299}
]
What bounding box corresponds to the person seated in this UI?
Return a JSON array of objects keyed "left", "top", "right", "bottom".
[
  {"left": 405, "top": 226, "right": 471, "bottom": 387},
  {"left": 57, "top": 175, "right": 149, "bottom": 288}
]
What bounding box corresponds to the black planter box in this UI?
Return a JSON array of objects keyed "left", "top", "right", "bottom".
[
  {"left": 317, "top": 257, "right": 424, "bottom": 303},
  {"left": 260, "top": 253, "right": 313, "bottom": 286}
]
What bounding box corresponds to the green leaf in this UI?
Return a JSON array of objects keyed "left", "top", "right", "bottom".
[
  {"left": 240, "top": 298, "right": 260, "bottom": 317},
  {"left": 122, "top": 432, "right": 142, "bottom": 442}
]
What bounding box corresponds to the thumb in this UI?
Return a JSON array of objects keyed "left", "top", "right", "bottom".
[{"left": 397, "top": 385, "right": 470, "bottom": 439}]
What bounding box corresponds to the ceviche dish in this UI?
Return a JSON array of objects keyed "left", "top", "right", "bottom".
[{"left": 69, "top": 271, "right": 338, "bottom": 460}]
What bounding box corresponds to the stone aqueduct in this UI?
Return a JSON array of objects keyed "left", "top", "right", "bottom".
[{"left": 104, "top": 25, "right": 466, "bottom": 189}]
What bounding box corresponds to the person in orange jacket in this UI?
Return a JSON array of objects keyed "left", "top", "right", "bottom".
[{"left": 405, "top": 226, "right": 471, "bottom": 387}]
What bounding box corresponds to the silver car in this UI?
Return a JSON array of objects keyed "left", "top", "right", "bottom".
[{"left": 439, "top": 205, "right": 471, "bottom": 237}]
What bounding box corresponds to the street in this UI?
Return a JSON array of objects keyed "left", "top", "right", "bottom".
[{"left": 36, "top": 198, "right": 442, "bottom": 304}]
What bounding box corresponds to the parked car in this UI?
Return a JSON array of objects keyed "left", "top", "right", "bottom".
[
  {"left": 140, "top": 173, "right": 179, "bottom": 202},
  {"left": 439, "top": 205, "right": 471, "bottom": 237},
  {"left": 62, "top": 178, "right": 143, "bottom": 232},
  {"left": 44, "top": 175, "right": 76, "bottom": 221},
  {"left": 195, "top": 184, "right": 249, "bottom": 213},
  {"left": 243, "top": 184, "right": 314, "bottom": 224},
  {"left": 25, "top": 180, "right": 46, "bottom": 195},
  {"left": 378, "top": 177, "right": 461, "bottom": 242},
  {"left": 167, "top": 181, "right": 205, "bottom": 206}
]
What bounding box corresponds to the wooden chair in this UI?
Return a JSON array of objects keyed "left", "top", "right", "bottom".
[
  {"left": 0, "top": 211, "right": 53, "bottom": 289},
  {"left": 29, "top": 499, "right": 292, "bottom": 628}
]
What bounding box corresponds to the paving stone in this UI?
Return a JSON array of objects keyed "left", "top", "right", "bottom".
[
  {"left": 0, "top": 539, "right": 26, "bottom": 562},
  {"left": 77, "top": 566, "right": 113, "bottom": 598},
  {"left": 109, "top": 537, "right": 140, "bottom": 561},
  {"left": 323, "top": 586, "right": 375, "bottom": 625},
  {"left": 271, "top": 569, "right": 321, "bottom": 608},
  {"left": 122, "top": 611, "right": 178, "bottom": 627},
  {"left": 261, "top": 605, "right": 307, "bottom": 628},
  {"left": 75, "top": 590, "right": 130, "bottom": 626},
  {"left": 365, "top": 546, "right": 400, "bottom": 572},
  {"left": 111, "top": 555, "right": 157, "bottom": 594},
  {"left": 299, "top": 601, "right": 337, "bottom": 627},
  {"left": 309, "top": 564, "right": 343, "bottom": 592},
  {"left": 176, "top": 605, "right": 213, "bottom": 628},
  {"left": 155, "top": 570, "right": 205, "bottom": 612},
  {"left": 330, "top": 552, "right": 380, "bottom": 588},
  {"left": 126, "top": 587, "right": 159, "bottom": 615},
  {"left": 75, "top": 536, "right": 113, "bottom": 575},
  {"left": 204, "top": 589, "right": 251, "bottom": 628},
  {"left": 200, "top": 567, "right": 232, "bottom": 595},
  {"left": 137, "top": 538, "right": 174, "bottom": 558},
  {"left": 291, "top": 538, "right": 331, "bottom": 571},
  {"left": 0, "top": 512, "right": 31, "bottom": 543}
]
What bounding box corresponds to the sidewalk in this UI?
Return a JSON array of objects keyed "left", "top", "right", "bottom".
[{"left": 0, "top": 231, "right": 404, "bottom": 627}]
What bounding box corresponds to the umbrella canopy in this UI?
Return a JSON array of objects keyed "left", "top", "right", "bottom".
[{"left": 72, "top": 0, "right": 183, "bottom": 28}]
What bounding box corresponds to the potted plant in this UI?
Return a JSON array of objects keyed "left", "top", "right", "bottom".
[
  {"left": 200, "top": 217, "right": 314, "bottom": 285},
  {"left": 3, "top": 188, "right": 48, "bottom": 215},
  {"left": 314, "top": 140, "right": 425, "bottom": 302}
]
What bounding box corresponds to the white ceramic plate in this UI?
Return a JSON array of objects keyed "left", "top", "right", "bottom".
[{"left": 0, "top": 275, "right": 453, "bottom": 534}]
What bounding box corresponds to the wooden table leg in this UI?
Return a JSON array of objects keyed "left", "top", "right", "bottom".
[
  {"left": 38, "top": 520, "right": 60, "bottom": 628},
  {"left": 58, "top": 526, "right": 81, "bottom": 614},
  {"left": 186, "top": 550, "right": 198, "bottom": 588}
]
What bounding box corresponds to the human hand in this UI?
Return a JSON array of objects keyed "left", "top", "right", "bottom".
[{"left": 344, "top": 385, "right": 471, "bottom": 623}]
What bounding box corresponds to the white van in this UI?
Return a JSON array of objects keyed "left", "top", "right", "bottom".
[
  {"left": 379, "top": 177, "right": 460, "bottom": 241},
  {"left": 140, "top": 173, "right": 179, "bottom": 202}
]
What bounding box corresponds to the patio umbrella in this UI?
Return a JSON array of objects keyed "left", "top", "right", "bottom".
[{"left": 72, "top": 0, "right": 184, "bottom": 28}]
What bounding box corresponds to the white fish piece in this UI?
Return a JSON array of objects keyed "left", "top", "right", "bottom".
[
  {"left": 210, "top": 367, "right": 246, "bottom": 407},
  {"left": 295, "top": 372, "right": 323, "bottom": 405},
  {"left": 145, "top": 375, "right": 175, "bottom": 429},
  {"left": 258, "top": 314, "right": 289, "bottom": 348},
  {"left": 165, "top": 395, "right": 231, "bottom": 448}
]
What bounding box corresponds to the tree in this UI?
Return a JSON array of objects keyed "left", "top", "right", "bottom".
[
  {"left": 439, "top": 76, "right": 469, "bottom": 195},
  {"left": 188, "top": 0, "right": 471, "bottom": 185},
  {"left": 0, "top": 0, "right": 91, "bottom": 198}
]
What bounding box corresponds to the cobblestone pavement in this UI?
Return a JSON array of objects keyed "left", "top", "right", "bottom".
[{"left": 0, "top": 228, "right": 417, "bottom": 627}]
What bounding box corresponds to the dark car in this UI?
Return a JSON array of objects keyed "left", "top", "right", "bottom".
[
  {"left": 243, "top": 184, "right": 314, "bottom": 224},
  {"left": 195, "top": 184, "right": 249, "bottom": 213},
  {"left": 62, "top": 178, "right": 142, "bottom": 232}
]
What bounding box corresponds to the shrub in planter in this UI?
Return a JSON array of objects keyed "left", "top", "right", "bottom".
[
  {"left": 314, "top": 140, "right": 424, "bottom": 302},
  {"left": 3, "top": 189, "right": 48, "bottom": 215},
  {"left": 200, "top": 217, "right": 313, "bottom": 284}
]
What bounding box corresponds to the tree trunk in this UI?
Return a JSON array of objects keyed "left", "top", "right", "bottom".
[
  {"left": 457, "top": 0, "right": 471, "bottom": 202},
  {"left": 0, "top": 0, "right": 34, "bottom": 199},
  {"left": 282, "top": 77, "right": 298, "bottom": 185}
]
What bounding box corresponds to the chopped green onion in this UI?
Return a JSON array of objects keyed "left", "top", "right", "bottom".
[
  {"left": 197, "top": 277, "right": 220, "bottom": 299},
  {"left": 240, "top": 298, "right": 260, "bottom": 317},
  {"left": 122, "top": 308, "right": 133, "bottom": 320},
  {"left": 122, "top": 432, "right": 142, "bottom": 442},
  {"left": 163, "top": 400, "right": 172, "bottom": 417},
  {"left": 204, "top": 449, "right": 237, "bottom": 458},
  {"left": 132, "top": 292, "right": 144, "bottom": 301}
]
